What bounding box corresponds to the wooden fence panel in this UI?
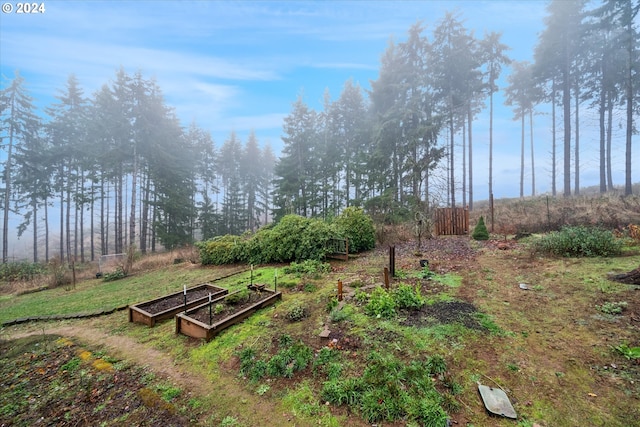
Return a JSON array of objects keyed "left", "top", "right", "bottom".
[{"left": 434, "top": 207, "right": 469, "bottom": 236}]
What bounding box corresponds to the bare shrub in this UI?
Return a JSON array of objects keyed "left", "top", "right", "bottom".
[{"left": 47, "top": 258, "right": 72, "bottom": 289}]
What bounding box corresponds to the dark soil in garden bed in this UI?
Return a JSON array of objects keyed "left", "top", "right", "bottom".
[
  {"left": 138, "top": 287, "right": 219, "bottom": 314},
  {"left": 188, "top": 289, "right": 273, "bottom": 325},
  {"left": 0, "top": 335, "right": 191, "bottom": 427},
  {"left": 400, "top": 300, "right": 484, "bottom": 330}
]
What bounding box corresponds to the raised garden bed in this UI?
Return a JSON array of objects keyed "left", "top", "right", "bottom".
[
  {"left": 129, "top": 284, "right": 228, "bottom": 327},
  {"left": 175, "top": 288, "right": 281, "bottom": 341}
]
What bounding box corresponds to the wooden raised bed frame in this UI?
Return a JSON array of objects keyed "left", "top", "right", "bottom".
[
  {"left": 175, "top": 289, "right": 282, "bottom": 341},
  {"left": 129, "top": 284, "right": 228, "bottom": 327}
]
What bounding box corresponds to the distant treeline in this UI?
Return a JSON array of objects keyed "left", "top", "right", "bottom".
[{"left": 1, "top": 0, "right": 638, "bottom": 264}]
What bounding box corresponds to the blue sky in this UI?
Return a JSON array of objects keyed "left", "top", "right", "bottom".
[{"left": 1, "top": 0, "right": 637, "bottom": 204}]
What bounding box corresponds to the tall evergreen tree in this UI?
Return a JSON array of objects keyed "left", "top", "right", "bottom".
[
  {"left": 534, "top": 0, "right": 587, "bottom": 197},
  {"left": 45, "top": 74, "right": 88, "bottom": 262},
  {"left": 273, "top": 96, "right": 319, "bottom": 219},
  {"left": 0, "top": 71, "right": 42, "bottom": 263},
  {"left": 479, "top": 31, "right": 511, "bottom": 200}
]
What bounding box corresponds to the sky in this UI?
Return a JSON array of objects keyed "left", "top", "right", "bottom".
[{"left": 0, "top": 0, "right": 638, "bottom": 206}]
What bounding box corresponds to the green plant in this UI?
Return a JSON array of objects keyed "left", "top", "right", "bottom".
[
  {"left": 283, "top": 259, "right": 331, "bottom": 277},
  {"left": 220, "top": 415, "right": 240, "bottom": 427},
  {"left": 472, "top": 216, "right": 489, "bottom": 240},
  {"left": 533, "top": 226, "right": 623, "bottom": 257},
  {"left": 60, "top": 357, "right": 81, "bottom": 373},
  {"left": 329, "top": 305, "right": 354, "bottom": 323},
  {"left": 613, "top": 343, "right": 640, "bottom": 360},
  {"left": 332, "top": 206, "right": 376, "bottom": 253},
  {"left": 326, "top": 296, "right": 339, "bottom": 313},
  {"left": 256, "top": 384, "right": 270, "bottom": 395},
  {"left": 226, "top": 289, "right": 249, "bottom": 305},
  {"left": 285, "top": 304, "right": 309, "bottom": 322},
  {"left": 426, "top": 355, "right": 447, "bottom": 375},
  {"left": 157, "top": 385, "right": 181, "bottom": 402},
  {"left": 0, "top": 261, "right": 47, "bottom": 282},
  {"left": 364, "top": 287, "right": 396, "bottom": 319},
  {"left": 102, "top": 267, "right": 127, "bottom": 282},
  {"left": 596, "top": 301, "right": 628, "bottom": 315},
  {"left": 393, "top": 284, "right": 425, "bottom": 310},
  {"left": 266, "top": 342, "right": 313, "bottom": 378}
]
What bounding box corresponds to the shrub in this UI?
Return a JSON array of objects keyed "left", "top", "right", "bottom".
[
  {"left": 0, "top": 262, "right": 46, "bottom": 282},
  {"left": 285, "top": 304, "right": 309, "bottom": 322},
  {"left": 533, "top": 226, "right": 623, "bottom": 257},
  {"left": 196, "top": 235, "right": 248, "bottom": 265},
  {"left": 102, "top": 267, "right": 126, "bottom": 282},
  {"left": 333, "top": 207, "right": 376, "bottom": 253},
  {"left": 472, "top": 216, "right": 489, "bottom": 240},
  {"left": 393, "top": 284, "right": 425, "bottom": 310},
  {"left": 364, "top": 287, "right": 396, "bottom": 319}
]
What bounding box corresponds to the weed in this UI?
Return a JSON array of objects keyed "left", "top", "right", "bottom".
[
  {"left": 326, "top": 296, "right": 338, "bottom": 313},
  {"left": 393, "top": 283, "right": 425, "bottom": 310},
  {"left": 220, "top": 415, "right": 240, "bottom": 427},
  {"left": 427, "top": 355, "right": 447, "bottom": 375},
  {"left": 597, "top": 301, "right": 628, "bottom": 315},
  {"left": 302, "top": 282, "right": 317, "bottom": 292},
  {"left": 60, "top": 357, "right": 81, "bottom": 373},
  {"left": 507, "top": 363, "right": 520, "bottom": 372},
  {"left": 255, "top": 384, "right": 270, "bottom": 395},
  {"left": 278, "top": 334, "right": 293, "bottom": 347},
  {"left": 364, "top": 287, "right": 396, "bottom": 318},
  {"left": 285, "top": 304, "right": 309, "bottom": 322},
  {"left": 157, "top": 384, "right": 181, "bottom": 402},
  {"left": 226, "top": 289, "right": 249, "bottom": 305},
  {"left": 613, "top": 343, "right": 640, "bottom": 360},
  {"left": 329, "top": 305, "right": 354, "bottom": 323},
  {"left": 214, "top": 303, "right": 226, "bottom": 315},
  {"left": 354, "top": 289, "right": 369, "bottom": 304}
]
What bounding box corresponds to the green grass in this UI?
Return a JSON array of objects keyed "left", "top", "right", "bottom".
[{"left": 0, "top": 266, "right": 285, "bottom": 324}]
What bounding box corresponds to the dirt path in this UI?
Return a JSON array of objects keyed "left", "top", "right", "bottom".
[
  {"left": 4, "top": 322, "right": 300, "bottom": 426},
  {"left": 8, "top": 323, "right": 209, "bottom": 396}
]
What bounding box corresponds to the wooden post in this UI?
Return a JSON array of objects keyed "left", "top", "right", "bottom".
[
  {"left": 389, "top": 245, "right": 396, "bottom": 278},
  {"left": 384, "top": 267, "right": 390, "bottom": 289},
  {"left": 337, "top": 280, "right": 343, "bottom": 301}
]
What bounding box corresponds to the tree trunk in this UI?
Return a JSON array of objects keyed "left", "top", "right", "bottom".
[
  {"left": 574, "top": 80, "right": 580, "bottom": 195},
  {"left": 520, "top": 113, "right": 525, "bottom": 198},
  {"left": 530, "top": 108, "right": 535, "bottom": 197},
  {"left": 468, "top": 103, "right": 473, "bottom": 211}
]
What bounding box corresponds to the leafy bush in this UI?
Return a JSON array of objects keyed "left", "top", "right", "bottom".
[
  {"left": 196, "top": 235, "right": 248, "bottom": 265},
  {"left": 364, "top": 287, "right": 396, "bottom": 319},
  {"left": 102, "top": 267, "right": 126, "bottom": 282},
  {"left": 333, "top": 207, "right": 376, "bottom": 253},
  {"left": 533, "top": 226, "right": 623, "bottom": 257},
  {"left": 285, "top": 304, "right": 309, "bottom": 322},
  {"left": 393, "top": 284, "right": 425, "bottom": 310},
  {"left": 0, "top": 262, "right": 47, "bottom": 282},
  {"left": 597, "top": 301, "right": 627, "bottom": 315},
  {"left": 472, "top": 216, "right": 489, "bottom": 241}
]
